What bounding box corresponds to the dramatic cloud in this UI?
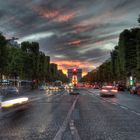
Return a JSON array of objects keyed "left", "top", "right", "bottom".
[
  {"left": 0, "top": 0, "right": 140, "bottom": 74},
  {"left": 18, "top": 31, "right": 54, "bottom": 42}
]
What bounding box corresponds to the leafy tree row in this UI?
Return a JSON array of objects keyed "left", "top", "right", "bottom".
[
  {"left": 82, "top": 16, "right": 140, "bottom": 83},
  {"left": 0, "top": 34, "right": 68, "bottom": 83}
]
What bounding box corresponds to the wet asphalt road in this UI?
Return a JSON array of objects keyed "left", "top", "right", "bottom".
[{"left": 0, "top": 88, "right": 140, "bottom": 140}]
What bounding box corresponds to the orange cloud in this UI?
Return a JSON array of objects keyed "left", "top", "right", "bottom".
[
  {"left": 56, "top": 12, "right": 76, "bottom": 22},
  {"left": 51, "top": 60, "right": 95, "bottom": 77},
  {"left": 67, "top": 40, "right": 81, "bottom": 46},
  {"left": 33, "top": 6, "right": 59, "bottom": 18},
  {"left": 41, "top": 9, "right": 59, "bottom": 18},
  {"left": 33, "top": 6, "right": 76, "bottom": 22},
  {"left": 73, "top": 24, "right": 91, "bottom": 33},
  {"left": 67, "top": 38, "right": 90, "bottom": 46}
]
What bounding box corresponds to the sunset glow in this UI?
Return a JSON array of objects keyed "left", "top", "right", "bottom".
[
  {"left": 34, "top": 6, "right": 76, "bottom": 23},
  {"left": 52, "top": 60, "right": 95, "bottom": 77},
  {"left": 67, "top": 40, "right": 81, "bottom": 46},
  {"left": 1, "top": 0, "right": 139, "bottom": 76}
]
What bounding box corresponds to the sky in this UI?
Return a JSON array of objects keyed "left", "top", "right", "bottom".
[{"left": 0, "top": 0, "right": 140, "bottom": 75}]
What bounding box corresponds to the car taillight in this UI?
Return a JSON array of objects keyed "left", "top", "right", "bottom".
[
  {"left": 111, "top": 89, "right": 118, "bottom": 93},
  {"left": 101, "top": 89, "right": 108, "bottom": 92}
]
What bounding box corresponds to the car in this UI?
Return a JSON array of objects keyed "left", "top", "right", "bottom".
[
  {"left": 136, "top": 86, "right": 140, "bottom": 95},
  {"left": 39, "top": 85, "right": 47, "bottom": 90},
  {"left": 1, "top": 97, "right": 29, "bottom": 112},
  {"left": 69, "top": 86, "right": 80, "bottom": 95},
  {"left": 59, "top": 85, "right": 65, "bottom": 90},
  {"left": 69, "top": 92, "right": 79, "bottom": 95},
  {"left": 100, "top": 86, "right": 118, "bottom": 97},
  {"left": 93, "top": 85, "right": 100, "bottom": 89},
  {"left": 48, "top": 86, "right": 53, "bottom": 90},
  {"left": 4, "top": 86, "right": 19, "bottom": 94},
  {"left": 117, "top": 84, "right": 125, "bottom": 91},
  {"left": 53, "top": 86, "right": 59, "bottom": 90},
  {"left": 0, "top": 87, "right": 29, "bottom": 112},
  {"left": 65, "top": 85, "right": 74, "bottom": 90}
]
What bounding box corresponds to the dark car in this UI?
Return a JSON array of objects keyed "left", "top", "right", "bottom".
[
  {"left": 69, "top": 86, "right": 80, "bottom": 95},
  {"left": 4, "top": 87, "right": 19, "bottom": 94},
  {"left": 93, "top": 85, "right": 100, "bottom": 89},
  {"left": 136, "top": 86, "right": 140, "bottom": 95},
  {"left": 69, "top": 91, "right": 80, "bottom": 95},
  {"left": 117, "top": 84, "right": 125, "bottom": 91}
]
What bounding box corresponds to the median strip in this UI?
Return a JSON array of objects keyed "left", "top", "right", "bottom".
[
  {"left": 53, "top": 95, "right": 79, "bottom": 140},
  {"left": 69, "top": 120, "right": 81, "bottom": 140}
]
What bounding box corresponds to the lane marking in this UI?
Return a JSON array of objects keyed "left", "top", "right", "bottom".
[
  {"left": 120, "top": 105, "right": 128, "bottom": 110},
  {"left": 30, "top": 97, "right": 42, "bottom": 102},
  {"left": 131, "top": 110, "right": 136, "bottom": 113},
  {"left": 86, "top": 89, "right": 140, "bottom": 117},
  {"left": 69, "top": 120, "right": 81, "bottom": 140},
  {"left": 30, "top": 92, "right": 61, "bottom": 102},
  {"left": 134, "top": 112, "right": 140, "bottom": 116},
  {"left": 130, "top": 110, "right": 140, "bottom": 116},
  {"left": 111, "top": 103, "right": 117, "bottom": 105},
  {"left": 53, "top": 95, "right": 79, "bottom": 140}
]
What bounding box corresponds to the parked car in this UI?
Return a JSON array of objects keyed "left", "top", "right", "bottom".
[
  {"left": 117, "top": 84, "right": 126, "bottom": 91},
  {"left": 4, "top": 86, "right": 19, "bottom": 94},
  {"left": 136, "top": 86, "right": 140, "bottom": 95},
  {"left": 100, "top": 86, "right": 118, "bottom": 97}
]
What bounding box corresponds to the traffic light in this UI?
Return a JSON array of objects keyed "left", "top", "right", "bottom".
[
  {"left": 73, "top": 68, "right": 77, "bottom": 75},
  {"left": 129, "top": 76, "right": 134, "bottom": 86}
]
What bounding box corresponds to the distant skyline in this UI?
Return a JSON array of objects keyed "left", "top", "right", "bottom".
[{"left": 0, "top": 0, "right": 140, "bottom": 75}]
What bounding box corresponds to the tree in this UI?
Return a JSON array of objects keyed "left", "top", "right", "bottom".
[
  {"left": 38, "top": 52, "right": 46, "bottom": 81},
  {"left": 21, "top": 41, "right": 40, "bottom": 80},
  {"left": 0, "top": 33, "right": 7, "bottom": 80},
  {"left": 6, "top": 47, "right": 24, "bottom": 79},
  {"left": 138, "top": 15, "right": 140, "bottom": 26},
  {"left": 136, "top": 30, "right": 140, "bottom": 80}
]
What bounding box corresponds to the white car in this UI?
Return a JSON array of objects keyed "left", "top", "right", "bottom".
[
  {"left": 39, "top": 85, "right": 46, "bottom": 90},
  {"left": 100, "top": 86, "right": 118, "bottom": 96}
]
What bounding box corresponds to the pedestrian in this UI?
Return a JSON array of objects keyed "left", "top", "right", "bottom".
[{"left": 130, "top": 85, "right": 136, "bottom": 94}]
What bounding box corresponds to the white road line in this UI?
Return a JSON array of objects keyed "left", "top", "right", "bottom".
[
  {"left": 134, "top": 112, "right": 140, "bottom": 116},
  {"left": 111, "top": 103, "right": 117, "bottom": 105},
  {"left": 30, "top": 93, "right": 56, "bottom": 102},
  {"left": 87, "top": 89, "right": 140, "bottom": 117},
  {"left": 69, "top": 120, "right": 81, "bottom": 140},
  {"left": 30, "top": 97, "right": 42, "bottom": 102},
  {"left": 131, "top": 110, "right": 136, "bottom": 113},
  {"left": 130, "top": 110, "right": 140, "bottom": 116},
  {"left": 53, "top": 95, "right": 79, "bottom": 140},
  {"left": 120, "top": 105, "right": 128, "bottom": 110}
]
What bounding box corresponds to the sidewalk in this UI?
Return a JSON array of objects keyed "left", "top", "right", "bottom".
[{"left": 119, "top": 90, "right": 140, "bottom": 97}]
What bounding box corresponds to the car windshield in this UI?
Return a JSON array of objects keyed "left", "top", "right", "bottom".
[{"left": 0, "top": 1, "right": 140, "bottom": 140}]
